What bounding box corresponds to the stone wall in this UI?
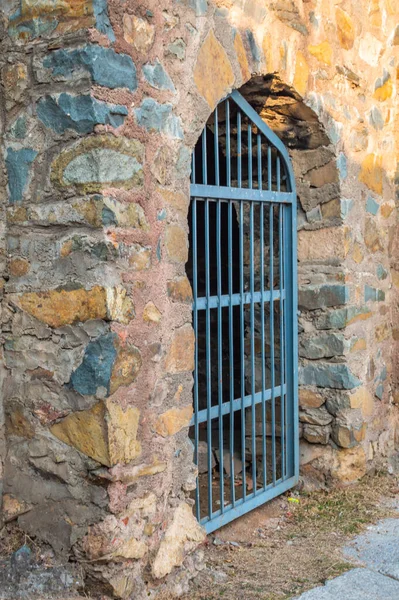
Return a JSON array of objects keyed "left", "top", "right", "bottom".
[{"left": 1, "top": 0, "right": 399, "bottom": 597}]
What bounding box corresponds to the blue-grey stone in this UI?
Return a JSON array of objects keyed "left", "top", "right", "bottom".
[
  {"left": 135, "top": 98, "right": 183, "bottom": 139},
  {"left": 315, "top": 305, "right": 371, "bottom": 330},
  {"left": 294, "top": 568, "right": 399, "bottom": 600},
  {"left": 6, "top": 147, "right": 38, "bottom": 203},
  {"left": 366, "top": 196, "right": 379, "bottom": 215},
  {"left": 63, "top": 149, "right": 142, "bottom": 185},
  {"left": 69, "top": 333, "right": 117, "bottom": 396},
  {"left": 176, "top": 145, "right": 191, "bottom": 177},
  {"left": 298, "top": 285, "right": 349, "bottom": 311},
  {"left": 37, "top": 93, "right": 127, "bottom": 134},
  {"left": 188, "top": 0, "right": 207, "bottom": 15},
  {"left": 168, "top": 39, "right": 186, "bottom": 59},
  {"left": 9, "top": 15, "right": 58, "bottom": 40},
  {"left": 10, "top": 116, "right": 27, "bottom": 139},
  {"left": 93, "top": 0, "right": 115, "bottom": 42},
  {"left": 376, "top": 366, "right": 387, "bottom": 382},
  {"left": 43, "top": 46, "right": 137, "bottom": 91},
  {"left": 377, "top": 264, "right": 388, "bottom": 280},
  {"left": 246, "top": 30, "right": 261, "bottom": 62},
  {"left": 369, "top": 106, "right": 384, "bottom": 130},
  {"left": 341, "top": 198, "right": 354, "bottom": 218},
  {"left": 306, "top": 206, "right": 322, "bottom": 223},
  {"left": 337, "top": 153, "right": 347, "bottom": 180},
  {"left": 365, "top": 285, "right": 385, "bottom": 302},
  {"left": 102, "top": 206, "right": 117, "bottom": 226},
  {"left": 299, "top": 333, "right": 346, "bottom": 359},
  {"left": 157, "top": 208, "right": 167, "bottom": 221},
  {"left": 143, "top": 60, "right": 175, "bottom": 91},
  {"left": 299, "top": 363, "right": 361, "bottom": 390}
]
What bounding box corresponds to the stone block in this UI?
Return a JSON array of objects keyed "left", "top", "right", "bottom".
[
  {"left": 37, "top": 94, "right": 128, "bottom": 134},
  {"left": 299, "top": 388, "right": 325, "bottom": 409},
  {"left": 165, "top": 325, "right": 195, "bottom": 374},
  {"left": 127, "top": 244, "right": 152, "bottom": 271},
  {"left": 234, "top": 32, "right": 250, "bottom": 81},
  {"left": 143, "top": 302, "right": 162, "bottom": 323},
  {"left": 364, "top": 218, "right": 384, "bottom": 253},
  {"left": 6, "top": 147, "right": 37, "bottom": 203},
  {"left": 123, "top": 14, "right": 155, "bottom": 52},
  {"left": 299, "top": 333, "right": 346, "bottom": 359},
  {"left": 51, "top": 400, "right": 141, "bottom": 467},
  {"left": 143, "top": 60, "right": 175, "bottom": 91},
  {"left": 299, "top": 363, "right": 361, "bottom": 390},
  {"left": 135, "top": 99, "right": 183, "bottom": 139},
  {"left": 298, "top": 227, "right": 346, "bottom": 262},
  {"left": 315, "top": 305, "right": 372, "bottom": 330},
  {"left": 164, "top": 225, "right": 188, "bottom": 263},
  {"left": 303, "top": 424, "right": 331, "bottom": 445},
  {"left": 167, "top": 276, "right": 193, "bottom": 303},
  {"left": 360, "top": 154, "right": 383, "bottom": 195},
  {"left": 308, "top": 41, "right": 332, "bottom": 65},
  {"left": 331, "top": 446, "right": 367, "bottom": 483},
  {"left": 332, "top": 410, "right": 366, "bottom": 448},
  {"left": 154, "top": 405, "right": 193, "bottom": 437},
  {"left": 152, "top": 503, "right": 205, "bottom": 579},
  {"left": 364, "top": 285, "right": 385, "bottom": 302},
  {"left": 298, "top": 284, "right": 349, "bottom": 311},
  {"left": 40, "top": 45, "right": 137, "bottom": 90},
  {"left": 193, "top": 30, "right": 234, "bottom": 108},
  {"left": 299, "top": 405, "right": 333, "bottom": 426},
  {"left": 293, "top": 51, "right": 309, "bottom": 96},
  {"left": 350, "top": 387, "right": 374, "bottom": 418},
  {"left": 335, "top": 7, "right": 355, "bottom": 49}
]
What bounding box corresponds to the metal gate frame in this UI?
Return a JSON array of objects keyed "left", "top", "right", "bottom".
[{"left": 189, "top": 90, "right": 298, "bottom": 533}]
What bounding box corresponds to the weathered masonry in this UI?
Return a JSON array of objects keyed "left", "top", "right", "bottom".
[{"left": 1, "top": 0, "right": 399, "bottom": 597}]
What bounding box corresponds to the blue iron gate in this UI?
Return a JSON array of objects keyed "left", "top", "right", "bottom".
[{"left": 188, "top": 90, "right": 298, "bottom": 533}]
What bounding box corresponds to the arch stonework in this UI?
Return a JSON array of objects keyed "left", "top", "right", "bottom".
[{"left": 0, "top": 0, "right": 399, "bottom": 596}]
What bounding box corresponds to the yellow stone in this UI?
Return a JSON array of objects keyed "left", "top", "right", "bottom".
[
  {"left": 167, "top": 276, "right": 193, "bottom": 303},
  {"left": 19, "top": 286, "right": 107, "bottom": 328},
  {"left": 331, "top": 446, "right": 367, "bottom": 484},
  {"left": 2, "top": 494, "right": 31, "bottom": 522},
  {"left": 293, "top": 50, "right": 309, "bottom": 97},
  {"left": 380, "top": 203, "right": 394, "bottom": 218},
  {"left": 359, "top": 154, "right": 383, "bottom": 195},
  {"left": 143, "top": 301, "right": 162, "bottom": 323},
  {"left": 374, "top": 78, "right": 393, "bottom": 102},
  {"left": 299, "top": 388, "right": 324, "bottom": 409},
  {"left": 152, "top": 503, "right": 205, "bottom": 579},
  {"left": 51, "top": 401, "right": 141, "bottom": 467},
  {"left": 347, "top": 309, "right": 373, "bottom": 326},
  {"left": 297, "top": 227, "right": 345, "bottom": 262},
  {"left": 154, "top": 405, "right": 193, "bottom": 437},
  {"left": 128, "top": 244, "right": 151, "bottom": 271},
  {"left": 350, "top": 338, "right": 367, "bottom": 352},
  {"left": 106, "top": 286, "right": 135, "bottom": 325},
  {"left": 9, "top": 258, "right": 30, "bottom": 277},
  {"left": 234, "top": 32, "right": 250, "bottom": 81},
  {"left": 123, "top": 13, "right": 155, "bottom": 53},
  {"left": 164, "top": 225, "right": 188, "bottom": 263},
  {"left": 350, "top": 387, "right": 374, "bottom": 418},
  {"left": 110, "top": 341, "right": 142, "bottom": 395},
  {"left": 158, "top": 188, "right": 189, "bottom": 216},
  {"left": 335, "top": 7, "right": 355, "bottom": 50},
  {"left": 352, "top": 243, "right": 364, "bottom": 264},
  {"left": 194, "top": 30, "right": 235, "bottom": 108},
  {"left": 321, "top": 198, "right": 341, "bottom": 220},
  {"left": 369, "top": 0, "right": 382, "bottom": 28},
  {"left": 391, "top": 270, "right": 399, "bottom": 288},
  {"left": 375, "top": 322, "right": 389, "bottom": 342},
  {"left": 165, "top": 325, "right": 195, "bottom": 374},
  {"left": 308, "top": 41, "right": 332, "bottom": 65}
]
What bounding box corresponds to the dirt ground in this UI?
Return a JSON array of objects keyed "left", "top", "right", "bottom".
[
  {"left": 1, "top": 471, "right": 398, "bottom": 600},
  {"left": 182, "top": 471, "right": 399, "bottom": 600}
]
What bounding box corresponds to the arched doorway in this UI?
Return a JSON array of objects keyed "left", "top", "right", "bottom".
[{"left": 187, "top": 90, "right": 298, "bottom": 533}]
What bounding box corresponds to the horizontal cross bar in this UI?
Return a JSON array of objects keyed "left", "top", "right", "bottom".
[
  {"left": 194, "top": 289, "right": 284, "bottom": 310},
  {"left": 190, "top": 184, "right": 295, "bottom": 203},
  {"left": 191, "top": 385, "right": 286, "bottom": 425}
]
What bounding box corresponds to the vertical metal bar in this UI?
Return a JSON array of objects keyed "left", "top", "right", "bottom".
[
  {"left": 202, "top": 126, "right": 207, "bottom": 185},
  {"left": 226, "top": 100, "right": 231, "bottom": 187},
  {"left": 237, "top": 110, "right": 242, "bottom": 187},
  {"left": 267, "top": 146, "right": 272, "bottom": 191},
  {"left": 192, "top": 150, "right": 196, "bottom": 185},
  {"left": 269, "top": 201, "right": 276, "bottom": 486},
  {"left": 250, "top": 200, "right": 256, "bottom": 492},
  {"left": 228, "top": 199, "right": 235, "bottom": 506},
  {"left": 192, "top": 197, "right": 200, "bottom": 519},
  {"left": 257, "top": 134, "right": 262, "bottom": 191},
  {"left": 239, "top": 200, "right": 246, "bottom": 500},
  {"left": 205, "top": 198, "right": 213, "bottom": 517},
  {"left": 260, "top": 200, "right": 266, "bottom": 489},
  {"left": 248, "top": 124, "right": 252, "bottom": 189},
  {"left": 217, "top": 198, "right": 224, "bottom": 512},
  {"left": 214, "top": 105, "right": 220, "bottom": 187},
  {"left": 279, "top": 202, "right": 285, "bottom": 479}
]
